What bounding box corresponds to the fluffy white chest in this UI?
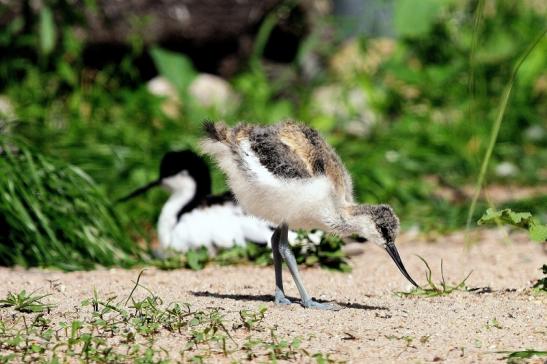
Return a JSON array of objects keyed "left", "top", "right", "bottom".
[{"left": 224, "top": 141, "right": 338, "bottom": 229}]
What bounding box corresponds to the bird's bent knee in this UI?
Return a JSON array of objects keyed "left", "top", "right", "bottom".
[{"left": 279, "top": 245, "right": 291, "bottom": 259}]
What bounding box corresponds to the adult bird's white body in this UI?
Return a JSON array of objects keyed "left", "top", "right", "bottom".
[
  {"left": 118, "top": 150, "right": 273, "bottom": 253},
  {"left": 157, "top": 186, "right": 273, "bottom": 253},
  {"left": 201, "top": 121, "right": 419, "bottom": 310}
]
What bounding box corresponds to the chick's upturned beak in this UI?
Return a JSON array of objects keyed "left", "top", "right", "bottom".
[{"left": 385, "top": 242, "right": 420, "bottom": 288}]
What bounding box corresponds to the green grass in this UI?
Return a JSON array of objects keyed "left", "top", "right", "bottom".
[
  {"left": 0, "top": 137, "right": 143, "bottom": 270},
  {"left": 0, "top": 137, "right": 348, "bottom": 271},
  {"left": 0, "top": 290, "right": 54, "bottom": 313},
  {"left": 396, "top": 256, "right": 472, "bottom": 297},
  {"left": 0, "top": 274, "right": 344, "bottom": 363},
  {"left": 466, "top": 27, "right": 547, "bottom": 231}
]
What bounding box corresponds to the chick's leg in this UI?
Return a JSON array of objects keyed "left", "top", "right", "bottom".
[
  {"left": 271, "top": 226, "right": 291, "bottom": 305},
  {"left": 277, "top": 223, "right": 338, "bottom": 310}
]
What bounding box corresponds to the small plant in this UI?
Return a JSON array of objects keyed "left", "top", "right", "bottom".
[
  {"left": 0, "top": 280, "right": 346, "bottom": 363},
  {"left": 265, "top": 326, "right": 303, "bottom": 361},
  {"left": 184, "top": 307, "right": 235, "bottom": 357},
  {"left": 479, "top": 208, "right": 546, "bottom": 293},
  {"left": 499, "top": 349, "right": 547, "bottom": 364},
  {"left": 384, "top": 334, "right": 415, "bottom": 347},
  {"left": 238, "top": 305, "right": 267, "bottom": 331},
  {"left": 313, "top": 353, "right": 342, "bottom": 364},
  {"left": 185, "top": 247, "right": 211, "bottom": 271},
  {"left": 485, "top": 317, "right": 502, "bottom": 330},
  {"left": 157, "top": 231, "right": 351, "bottom": 273},
  {"left": 532, "top": 264, "right": 547, "bottom": 293},
  {"left": 478, "top": 208, "right": 547, "bottom": 243},
  {"left": 397, "top": 256, "right": 472, "bottom": 297},
  {"left": 0, "top": 290, "right": 55, "bottom": 313}
]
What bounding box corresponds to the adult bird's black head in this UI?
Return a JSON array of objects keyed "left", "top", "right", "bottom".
[{"left": 117, "top": 150, "right": 212, "bottom": 217}]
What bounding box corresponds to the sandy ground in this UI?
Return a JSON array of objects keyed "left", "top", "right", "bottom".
[{"left": 1, "top": 229, "right": 546, "bottom": 363}]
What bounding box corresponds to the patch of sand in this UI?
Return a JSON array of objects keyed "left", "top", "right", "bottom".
[{"left": 1, "top": 229, "right": 546, "bottom": 363}]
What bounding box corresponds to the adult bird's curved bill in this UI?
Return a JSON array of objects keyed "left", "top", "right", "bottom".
[
  {"left": 116, "top": 179, "right": 161, "bottom": 203},
  {"left": 385, "top": 242, "right": 420, "bottom": 288}
]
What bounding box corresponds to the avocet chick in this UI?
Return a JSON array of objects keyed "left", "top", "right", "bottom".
[{"left": 201, "top": 121, "right": 419, "bottom": 310}]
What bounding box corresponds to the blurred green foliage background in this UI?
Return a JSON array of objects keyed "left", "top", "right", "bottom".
[{"left": 0, "top": 0, "right": 545, "bottom": 269}]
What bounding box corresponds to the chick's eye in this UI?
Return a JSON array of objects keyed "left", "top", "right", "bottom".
[{"left": 351, "top": 234, "right": 367, "bottom": 243}]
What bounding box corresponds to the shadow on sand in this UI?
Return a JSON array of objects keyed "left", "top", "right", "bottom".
[{"left": 190, "top": 291, "right": 388, "bottom": 311}]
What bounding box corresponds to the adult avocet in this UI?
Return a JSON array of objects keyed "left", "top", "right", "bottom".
[
  {"left": 201, "top": 121, "right": 419, "bottom": 310},
  {"left": 119, "top": 150, "right": 273, "bottom": 253}
]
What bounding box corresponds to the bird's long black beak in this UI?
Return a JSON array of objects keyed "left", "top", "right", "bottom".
[
  {"left": 385, "top": 242, "right": 420, "bottom": 288},
  {"left": 116, "top": 179, "right": 161, "bottom": 203}
]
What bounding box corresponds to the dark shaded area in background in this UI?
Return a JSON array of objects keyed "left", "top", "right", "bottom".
[{"left": 1, "top": 0, "right": 310, "bottom": 77}]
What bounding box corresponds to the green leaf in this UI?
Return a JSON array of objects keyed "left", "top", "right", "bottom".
[
  {"left": 478, "top": 208, "right": 533, "bottom": 229},
  {"left": 477, "top": 208, "right": 500, "bottom": 223},
  {"left": 475, "top": 31, "right": 518, "bottom": 64},
  {"left": 478, "top": 208, "right": 546, "bottom": 243},
  {"left": 305, "top": 255, "right": 319, "bottom": 266},
  {"left": 530, "top": 224, "right": 547, "bottom": 242},
  {"left": 39, "top": 7, "right": 56, "bottom": 55},
  {"left": 507, "top": 210, "right": 533, "bottom": 226},
  {"left": 186, "top": 248, "right": 208, "bottom": 271},
  {"left": 57, "top": 61, "right": 77, "bottom": 86},
  {"left": 149, "top": 47, "right": 196, "bottom": 94},
  {"left": 506, "top": 350, "right": 547, "bottom": 359},
  {"left": 394, "top": 0, "right": 443, "bottom": 38},
  {"left": 518, "top": 41, "right": 547, "bottom": 87}
]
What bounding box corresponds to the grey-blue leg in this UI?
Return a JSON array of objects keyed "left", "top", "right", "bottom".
[
  {"left": 271, "top": 226, "right": 291, "bottom": 305},
  {"left": 277, "top": 223, "right": 337, "bottom": 310}
]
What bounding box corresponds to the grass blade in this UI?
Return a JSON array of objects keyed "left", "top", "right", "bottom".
[{"left": 466, "top": 28, "right": 547, "bottom": 231}]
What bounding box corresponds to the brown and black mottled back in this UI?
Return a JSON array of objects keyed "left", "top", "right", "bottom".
[
  {"left": 202, "top": 120, "right": 355, "bottom": 202},
  {"left": 248, "top": 125, "right": 312, "bottom": 179}
]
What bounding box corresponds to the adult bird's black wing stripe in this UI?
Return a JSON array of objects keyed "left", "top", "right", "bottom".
[
  {"left": 204, "top": 191, "right": 236, "bottom": 206},
  {"left": 176, "top": 191, "right": 237, "bottom": 222}
]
